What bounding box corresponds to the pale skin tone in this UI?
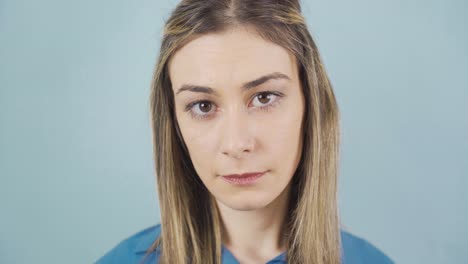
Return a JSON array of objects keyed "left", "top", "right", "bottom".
[{"left": 169, "top": 26, "right": 305, "bottom": 264}]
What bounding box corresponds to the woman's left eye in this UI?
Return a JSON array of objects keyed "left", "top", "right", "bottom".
[{"left": 251, "top": 91, "right": 281, "bottom": 108}]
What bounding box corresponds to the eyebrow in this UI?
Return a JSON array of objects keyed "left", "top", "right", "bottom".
[{"left": 175, "top": 72, "right": 291, "bottom": 96}]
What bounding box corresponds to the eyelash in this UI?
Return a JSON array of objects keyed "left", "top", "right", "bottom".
[{"left": 184, "top": 91, "right": 284, "bottom": 121}]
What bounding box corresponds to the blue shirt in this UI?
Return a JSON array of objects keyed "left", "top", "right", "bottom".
[{"left": 96, "top": 224, "right": 394, "bottom": 263}]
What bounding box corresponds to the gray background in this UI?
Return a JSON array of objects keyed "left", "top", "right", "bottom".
[{"left": 1, "top": 0, "right": 466, "bottom": 263}]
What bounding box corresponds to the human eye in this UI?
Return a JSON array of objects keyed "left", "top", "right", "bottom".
[
  {"left": 250, "top": 91, "right": 284, "bottom": 112},
  {"left": 184, "top": 100, "right": 216, "bottom": 121}
]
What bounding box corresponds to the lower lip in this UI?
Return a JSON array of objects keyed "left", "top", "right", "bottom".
[{"left": 221, "top": 172, "right": 266, "bottom": 185}]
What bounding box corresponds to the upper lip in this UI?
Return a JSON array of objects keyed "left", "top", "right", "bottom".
[{"left": 221, "top": 171, "right": 267, "bottom": 178}]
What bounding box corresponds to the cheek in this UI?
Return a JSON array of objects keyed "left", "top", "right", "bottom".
[
  {"left": 266, "top": 103, "right": 303, "bottom": 152},
  {"left": 178, "top": 120, "right": 215, "bottom": 176},
  {"left": 264, "top": 102, "right": 304, "bottom": 178},
  {"left": 271, "top": 124, "right": 302, "bottom": 170}
]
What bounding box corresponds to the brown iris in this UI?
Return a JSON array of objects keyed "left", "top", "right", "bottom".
[
  {"left": 257, "top": 93, "right": 271, "bottom": 104},
  {"left": 199, "top": 102, "right": 212, "bottom": 113}
]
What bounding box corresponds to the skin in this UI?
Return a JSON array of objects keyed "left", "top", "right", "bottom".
[{"left": 169, "top": 26, "right": 305, "bottom": 264}]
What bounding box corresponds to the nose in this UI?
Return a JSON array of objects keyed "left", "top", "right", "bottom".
[{"left": 220, "top": 107, "right": 255, "bottom": 160}]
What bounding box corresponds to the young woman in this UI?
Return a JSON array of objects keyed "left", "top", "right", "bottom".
[{"left": 97, "top": 0, "right": 394, "bottom": 263}]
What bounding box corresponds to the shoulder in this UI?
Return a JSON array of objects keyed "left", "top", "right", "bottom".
[
  {"left": 96, "top": 224, "right": 393, "bottom": 264},
  {"left": 95, "top": 224, "right": 162, "bottom": 264},
  {"left": 340, "top": 229, "right": 394, "bottom": 264}
]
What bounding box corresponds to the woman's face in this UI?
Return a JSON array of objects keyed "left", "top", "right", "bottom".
[{"left": 169, "top": 27, "right": 304, "bottom": 211}]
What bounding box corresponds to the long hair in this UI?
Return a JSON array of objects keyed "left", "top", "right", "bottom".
[{"left": 147, "top": 0, "right": 341, "bottom": 263}]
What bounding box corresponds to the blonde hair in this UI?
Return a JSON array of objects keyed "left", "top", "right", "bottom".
[{"left": 146, "top": 0, "right": 341, "bottom": 263}]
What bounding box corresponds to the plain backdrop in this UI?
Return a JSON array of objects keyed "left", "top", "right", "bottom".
[{"left": 1, "top": 0, "right": 466, "bottom": 263}]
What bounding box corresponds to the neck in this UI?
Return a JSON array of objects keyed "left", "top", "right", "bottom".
[{"left": 216, "top": 183, "right": 291, "bottom": 256}]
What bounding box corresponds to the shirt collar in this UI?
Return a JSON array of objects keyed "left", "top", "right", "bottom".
[
  {"left": 135, "top": 239, "right": 286, "bottom": 263},
  {"left": 134, "top": 234, "right": 159, "bottom": 254},
  {"left": 221, "top": 245, "right": 286, "bottom": 263}
]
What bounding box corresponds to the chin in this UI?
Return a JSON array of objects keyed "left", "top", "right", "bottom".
[{"left": 217, "top": 192, "right": 275, "bottom": 211}]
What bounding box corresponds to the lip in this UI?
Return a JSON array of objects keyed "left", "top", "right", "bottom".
[{"left": 221, "top": 171, "right": 267, "bottom": 185}]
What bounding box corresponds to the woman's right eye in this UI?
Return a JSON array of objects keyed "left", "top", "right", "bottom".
[{"left": 185, "top": 100, "right": 215, "bottom": 120}]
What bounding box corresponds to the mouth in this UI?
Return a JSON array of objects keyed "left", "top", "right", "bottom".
[{"left": 220, "top": 170, "right": 268, "bottom": 185}]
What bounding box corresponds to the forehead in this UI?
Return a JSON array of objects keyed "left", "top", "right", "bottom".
[{"left": 168, "top": 27, "right": 297, "bottom": 91}]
